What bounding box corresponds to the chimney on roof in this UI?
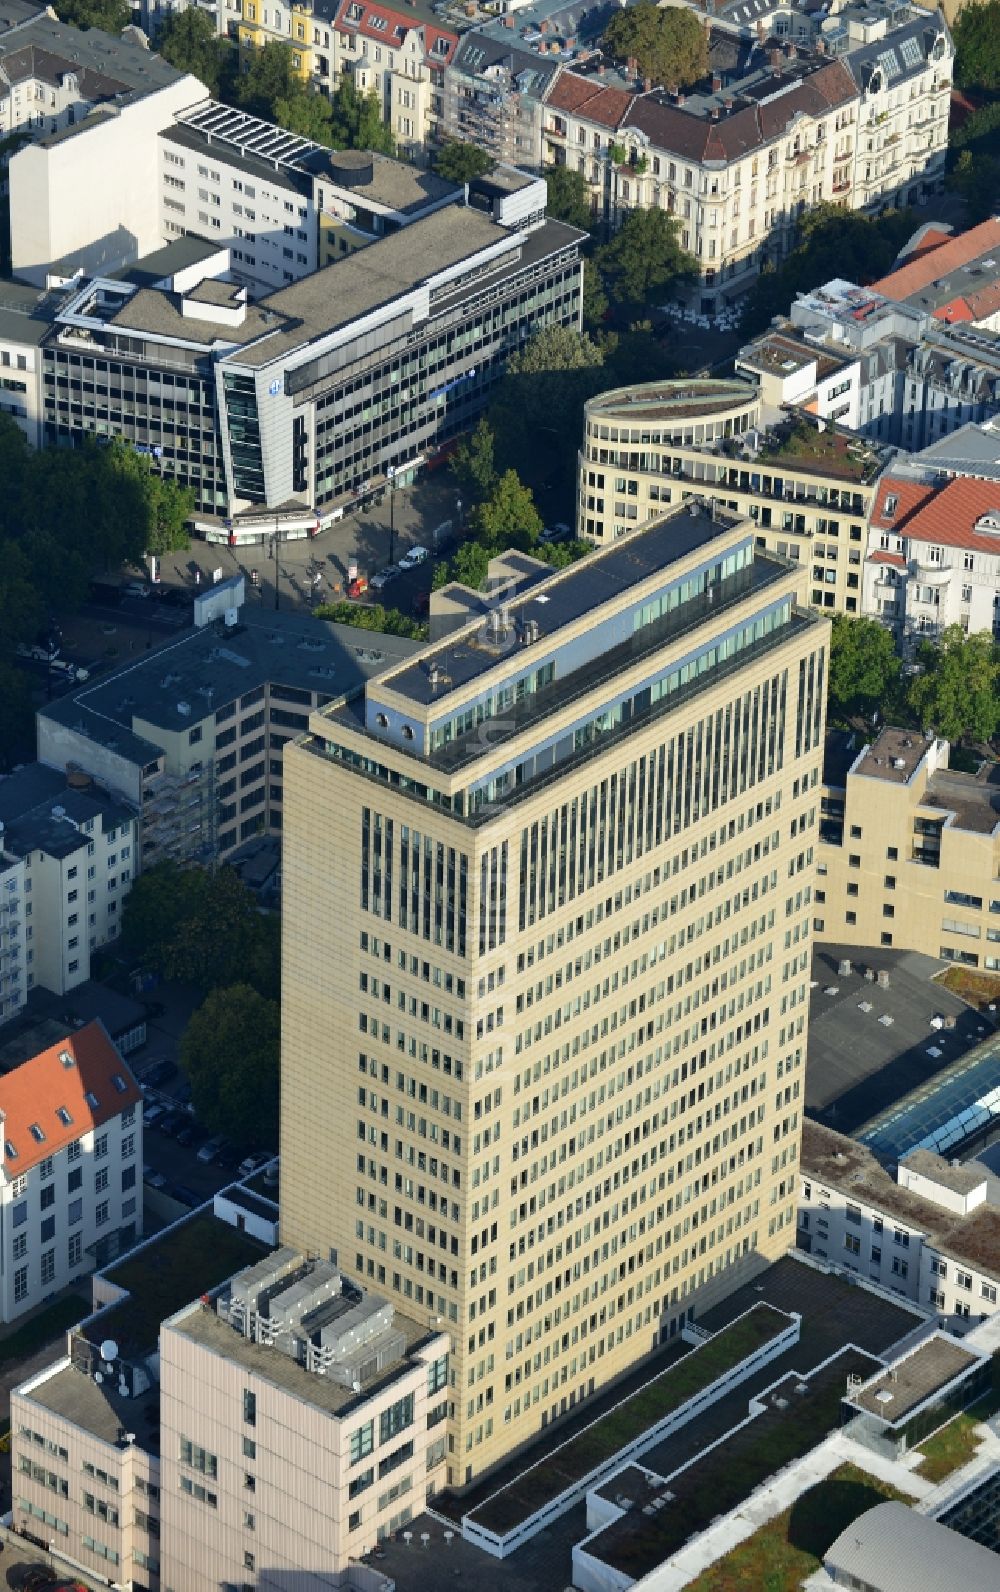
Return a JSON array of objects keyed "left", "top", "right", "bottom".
[
  {"left": 710, "top": 106, "right": 719, "bottom": 120},
  {"left": 644, "top": 76, "right": 653, "bottom": 91},
  {"left": 815, "top": 37, "right": 826, "bottom": 54},
  {"left": 784, "top": 41, "right": 797, "bottom": 59},
  {"left": 756, "top": 18, "right": 766, "bottom": 38},
  {"left": 711, "top": 74, "right": 722, "bottom": 92},
  {"left": 626, "top": 55, "right": 638, "bottom": 76},
  {"left": 770, "top": 47, "right": 783, "bottom": 70}
]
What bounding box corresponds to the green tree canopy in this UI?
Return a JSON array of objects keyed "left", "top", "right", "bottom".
[
  {"left": 908, "top": 625, "right": 1000, "bottom": 744},
  {"left": 581, "top": 257, "right": 609, "bottom": 330},
  {"left": 472, "top": 470, "right": 544, "bottom": 548},
  {"left": 434, "top": 140, "right": 494, "bottom": 184},
  {"left": 741, "top": 205, "right": 915, "bottom": 334},
  {"left": 121, "top": 860, "right": 279, "bottom": 998},
  {"left": 432, "top": 539, "right": 493, "bottom": 591},
  {"left": 157, "top": 9, "right": 226, "bottom": 94},
  {"left": 180, "top": 985, "right": 280, "bottom": 1149},
  {"left": 238, "top": 39, "right": 298, "bottom": 117},
  {"left": 53, "top": 0, "right": 129, "bottom": 32},
  {"left": 602, "top": 3, "right": 708, "bottom": 89},
  {"left": 954, "top": 0, "right": 1000, "bottom": 93},
  {"left": 274, "top": 86, "right": 336, "bottom": 143},
  {"left": 544, "top": 166, "right": 593, "bottom": 231},
  {"left": 596, "top": 208, "right": 698, "bottom": 307},
  {"left": 827, "top": 614, "right": 901, "bottom": 723},
  {"left": 327, "top": 77, "right": 396, "bottom": 154},
  {"left": 507, "top": 325, "right": 605, "bottom": 374},
  {"left": 313, "top": 601, "right": 426, "bottom": 638},
  {"left": 487, "top": 327, "right": 607, "bottom": 500},
  {"left": 451, "top": 417, "right": 497, "bottom": 506}
]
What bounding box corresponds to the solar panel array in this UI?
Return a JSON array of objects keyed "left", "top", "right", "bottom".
[{"left": 176, "top": 102, "right": 320, "bottom": 173}]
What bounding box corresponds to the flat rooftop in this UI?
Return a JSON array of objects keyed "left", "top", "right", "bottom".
[
  {"left": 83, "top": 1212, "right": 269, "bottom": 1358},
  {"left": 115, "top": 234, "right": 229, "bottom": 290},
  {"left": 585, "top": 379, "right": 755, "bottom": 425},
  {"left": 38, "top": 604, "right": 421, "bottom": 758},
  {"left": 853, "top": 725, "right": 933, "bottom": 784},
  {"left": 922, "top": 763, "right": 1000, "bottom": 835},
  {"left": 805, "top": 944, "right": 989, "bottom": 1134},
  {"left": 380, "top": 504, "right": 748, "bottom": 710},
  {"left": 859, "top": 1027, "right": 1000, "bottom": 1163},
  {"left": 848, "top": 1337, "right": 981, "bottom": 1423},
  {"left": 170, "top": 1289, "right": 432, "bottom": 1418},
  {"left": 27, "top": 1359, "right": 161, "bottom": 1449},
  {"left": 802, "top": 1118, "right": 1000, "bottom": 1277}
]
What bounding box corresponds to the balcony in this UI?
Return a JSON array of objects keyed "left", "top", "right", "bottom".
[{"left": 832, "top": 179, "right": 852, "bottom": 194}]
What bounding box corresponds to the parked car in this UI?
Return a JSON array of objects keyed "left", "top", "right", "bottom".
[
  {"left": 16, "top": 641, "right": 60, "bottom": 664},
  {"left": 123, "top": 580, "right": 151, "bottom": 599},
  {"left": 399, "top": 545, "right": 429, "bottom": 567},
  {"left": 49, "top": 658, "right": 90, "bottom": 683},
  {"left": 196, "top": 1134, "right": 228, "bottom": 1164},
  {"left": 238, "top": 1151, "right": 273, "bottom": 1178},
  {"left": 540, "top": 522, "right": 572, "bottom": 544},
  {"left": 22, "top": 1566, "right": 57, "bottom": 1591},
  {"left": 143, "top": 1167, "right": 167, "bottom": 1190},
  {"left": 157, "top": 1112, "right": 185, "bottom": 1138},
  {"left": 143, "top": 1059, "right": 175, "bottom": 1087},
  {"left": 142, "top": 1101, "right": 167, "bottom": 1127},
  {"left": 174, "top": 1123, "right": 200, "bottom": 1149},
  {"left": 369, "top": 566, "right": 400, "bottom": 592},
  {"left": 347, "top": 575, "right": 369, "bottom": 599},
  {"left": 168, "top": 1183, "right": 202, "bottom": 1208}
]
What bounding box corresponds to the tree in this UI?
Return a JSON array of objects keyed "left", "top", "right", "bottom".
[
  {"left": 121, "top": 861, "right": 279, "bottom": 998},
  {"left": 581, "top": 258, "right": 609, "bottom": 330},
  {"left": 597, "top": 209, "right": 698, "bottom": 307},
  {"left": 0, "top": 662, "right": 35, "bottom": 772},
  {"left": 327, "top": 78, "right": 395, "bottom": 155},
  {"left": 741, "top": 205, "right": 916, "bottom": 334},
  {"left": 472, "top": 470, "right": 543, "bottom": 548},
  {"left": 948, "top": 148, "right": 1000, "bottom": 224},
  {"left": 157, "top": 9, "right": 225, "bottom": 94},
  {"left": 954, "top": 0, "right": 1000, "bottom": 93},
  {"left": 433, "top": 539, "right": 493, "bottom": 591},
  {"left": 507, "top": 325, "right": 605, "bottom": 374},
  {"left": 827, "top": 614, "right": 901, "bottom": 723},
  {"left": 908, "top": 626, "right": 1000, "bottom": 744},
  {"left": 180, "top": 985, "right": 280, "bottom": 1149},
  {"left": 238, "top": 39, "right": 297, "bottom": 118},
  {"left": 99, "top": 440, "right": 193, "bottom": 558},
  {"left": 53, "top": 0, "right": 130, "bottom": 32},
  {"left": 434, "top": 140, "right": 494, "bottom": 185},
  {"left": 314, "top": 601, "right": 426, "bottom": 638},
  {"left": 602, "top": 3, "right": 708, "bottom": 89},
  {"left": 274, "top": 87, "right": 335, "bottom": 145},
  {"left": 451, "top": 417, "right": 497, "bottom": 505},
  {"left": 545, "top": 166, "right": 593, "bottom": 231}
]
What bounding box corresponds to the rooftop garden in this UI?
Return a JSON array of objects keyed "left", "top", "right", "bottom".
[
  {"left": 917, "top": 1353, "right": 1000, "bottom": 1483},
  {"left": 85, "top": 1213, "right": 267, "bottom": 1356},
  {"left": 589, "top": 1348, "right": 880, "bottom": 1579},
  {"left": 681, "top": 1462, "right": 917, "bottom": 1592},
  {"left": 469, "top": 1304, "right": 790, "bottom": 1536},
  {"left": 761, "top": 419, "right": 877, "bottom": 483}
]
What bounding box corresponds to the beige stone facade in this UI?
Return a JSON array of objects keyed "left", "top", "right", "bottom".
[
  {"left": 577, "top": 380, "right": 887, "bottom": 617},
  {"left": 816, "top": 726, "right": 1000, "bottom": 965},
  {"left": 279, "top": 502, "right": 827, "bottom": 1484}
]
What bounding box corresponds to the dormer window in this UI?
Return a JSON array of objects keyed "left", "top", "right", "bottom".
[
  {"left": 5, "top": 1140, "right": 18, "bottom": 1160},
  {"left": 883, "top": 493, "right": 898, "bottom": 518},
  {"left": 84, "top": 1091, "right": 99, "bottom": 1109},
  {"left": 56, "top": 1107, "right": 73, "bottom": 1126},
  {"left": 29, "top": 1124, "right": 45, "bottom": 1144},
  {"left": 111, "top": 1073, "right": 128, "bottom": 1094}
]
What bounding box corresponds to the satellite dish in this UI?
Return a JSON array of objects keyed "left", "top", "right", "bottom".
[
  {"left": 94, "top": 1371, "right": 104, "bottom": 1383},
  {"left": 100, "top": 1339, "right": 119, "bottom": 1362}
]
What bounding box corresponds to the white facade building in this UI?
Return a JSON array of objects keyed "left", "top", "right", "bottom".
[
  {"left": 800, "top": 1119, "right": 1000, "bottom": 1331},
  {"left": 0, "top": 850, "right": 27, "bottom": 1024},
  {"left": 0, "top": 1021, "right": 143, "bottom": 1322},
  {"left": 0, "top": 764, "right": 138, "bottom": 1001}
]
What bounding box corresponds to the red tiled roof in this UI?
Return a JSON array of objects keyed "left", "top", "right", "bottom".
[
  {"left": 900, "top": 475, "right": 1000, "bottom": 553},
  {"left": 935, "top": 281, "right": 1000, "bottom": 325},
  {"left": 869, "top": 549, "right": 906, "bottom": 568},
  {"left": 332, "top": 0, "right": 457, "bottom": 67},
  {"left": 546, "top": 70, "right": 635, "bottom": 128},
  {"left": 0, "top": 1021, "right": 141, "bottom": 1177},
  {"left": 871, "top": 476, "right": 937, "bottom": 529},
  {"left": 896, "top": 223, "right": 953, "bottom": 265},
  {"left": 871, "top": 218, "right": 1000, "bottom": 304}
]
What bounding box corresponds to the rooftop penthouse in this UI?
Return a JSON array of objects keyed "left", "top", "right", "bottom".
[{"left": 310, "top": 500, "right": 817, "bottom": 821}]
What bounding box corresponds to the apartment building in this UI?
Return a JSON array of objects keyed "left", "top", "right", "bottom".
[
  {"left": 237, "top": 0, "right": 314, "bottom": 83},
  {"left": 816, "top": 725, "right": 1000, "bottom": 966},
  {"left": 443, "top": 29, "right": 562, "bottom": 169},
  {"left": 800, "top": 1119, "right": 1000, "bottom": 1328},
  {"left": 863, "top": 468, "right": 1000, "bottom": 641},
  {"left": 160, "top": 1252, "right": 450, "bottom": 1584},
  {"left": 577, "top": 380, "right": 888, "bottom": 615},
  {"left": 3, "top": 11, "right": 206, "bottom": 287},
  {"left": 0, "top": 850, "right": 27, "bottom": 1024},
  {"left": 316, "top": 0, "right": 458, "bottom": 160},
  {"left": 0, "top": 281, "right": 53, "bottom": 445},
  {"left": 159, "top": 100, "right": 461, "bottom": 292},
  {"left": 538, "top": 4, "right": 952, "bottom": 316},
  {"left": 0, "top": 763, "right": 138, "bottom": 1000},
  {"left": 0, "top": 1021, "right": 143, "bottom": 1322},
  {"left": 36, "top": 597, "right": 421, "bottom": 867},
  {"left": 39, "top": 202, "right": 583, "bottom": 532},
  {"left": 279, "top": 501, "right": 828, "bottom": 1481}
]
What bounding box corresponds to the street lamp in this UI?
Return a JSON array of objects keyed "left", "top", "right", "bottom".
[
  {"left": 268, "top": 517, "right": 286, "bottom": 611},
  {"left": 387, "top": 464, "right": 397, "bottom": 568}
]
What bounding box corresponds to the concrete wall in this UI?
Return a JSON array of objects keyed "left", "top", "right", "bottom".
[{"left": 10, "top": 74, "right": 207, "bottom": 287}]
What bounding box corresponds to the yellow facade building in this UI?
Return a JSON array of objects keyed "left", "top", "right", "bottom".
[
  {"left": 239, "top": 0, "right": 313, "bottom": 80},
  {"left": 577, "top": 380, "right": 890, "bottom": 617},
  {"left": 279, "top": 501, "right": 827, "bottom": 1484},
  {"left": 816, "top": 726, "right": 1000, "bottom": 967}
]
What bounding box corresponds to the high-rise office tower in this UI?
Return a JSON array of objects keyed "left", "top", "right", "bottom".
[{"left": 280, "top": 501, "right": 827, "bottom": 1484}]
